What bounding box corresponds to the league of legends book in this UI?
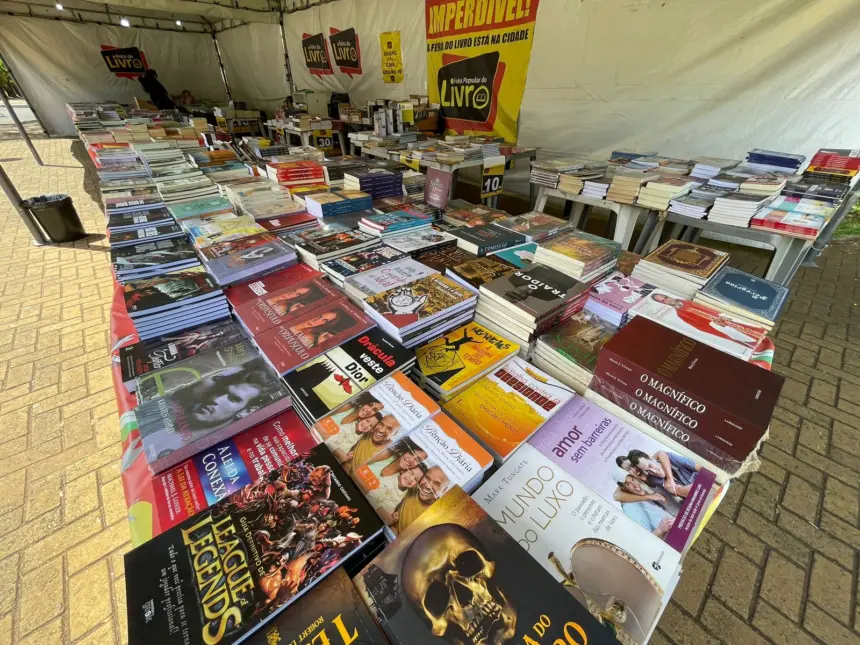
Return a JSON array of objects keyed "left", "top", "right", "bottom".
[
  {"left": 476, "top": 443, "right": 682, "bottom": 645},
  {"left": 353, "top": 486, "right": 617, "bottom": 645},
  {"left": 125, "top": 444, "right": 385, "bottom": 645}
]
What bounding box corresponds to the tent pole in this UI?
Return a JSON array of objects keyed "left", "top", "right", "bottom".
[
  {"left": 279, "top": 10, "right": 295, "bottom": 95},
  {"left": 0, "top": 164, "right": 47, "bottom": 245},
  {"left": 0, "top": 84, "right": 42, "bottom": 166},
  {"left": 210, "top": 30, "right": 233, "bottom": 103}
]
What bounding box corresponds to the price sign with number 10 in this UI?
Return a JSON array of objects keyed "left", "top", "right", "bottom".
[{"left": 481, "top": 156, "right": 505, "bottom": 199}]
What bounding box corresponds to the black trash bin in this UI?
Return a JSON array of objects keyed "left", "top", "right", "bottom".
[{"left": 23, "top": 194, "right": 87, "bottom": 243}]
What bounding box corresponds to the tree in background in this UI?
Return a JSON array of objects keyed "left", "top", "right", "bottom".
[{"left": 0, "top": 58, "right": 20, "bottom": 98}]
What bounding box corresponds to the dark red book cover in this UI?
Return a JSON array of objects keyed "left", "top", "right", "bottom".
[
  {"left": 254, "top": 300, "right": 375, "bottom": 375},
  {"left": 225, "top": 264, "right": 321, "bottom": 309},
  {"left": 233, "top": 276, "right": 345, "bottom": 335},
  {"left": 423, "top": 167, "right": 453, "bottom": 209},
  {"left": 257, "top": 212, "right": 318, "bottom": 232},
  {"left": 593, "top": 316, "right": 784, "bottom": 460}
]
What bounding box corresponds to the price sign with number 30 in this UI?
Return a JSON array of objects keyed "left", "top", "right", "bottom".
[{"left": 481, "top": 156, "right": 505, "bottom": 199}]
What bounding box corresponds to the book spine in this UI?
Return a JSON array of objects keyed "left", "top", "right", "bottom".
[{"left": 588, "top": 373, "right": 743, "bottom": 476}]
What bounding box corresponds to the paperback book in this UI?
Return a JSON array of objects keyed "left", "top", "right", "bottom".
[
  {"left": 383, "top": 230, "right": 458, "bottom": 256},
  {"left": 489, "top": 242, "right": 537, "bottom": 268},
  {"left": 344, "top": 258, "right": 439, "bottom": 301},
  {"left": 320, "top": 246, "right": 406, "bottom": 285},
  {"left": 585, "top": 271, "right": 656, "bottom": 327},
  {"left": 412, "top": 245, "right": 477, "bottom": 272},
  {"left": 232, "top": 276, "right": 344, "bottom": 336},
  {"left": 449, "top": 223, "right": 526, "bottom": 256},
  {"left": 694, "top": 265, "right": 788, "bottom": 328},
  {"left": 494, "top": 211, "right": 571, "bottom": 241}
]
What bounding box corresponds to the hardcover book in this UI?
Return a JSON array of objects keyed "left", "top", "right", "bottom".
[
  {"left": 640, "top": 240, "right": 728, "bottom": 280},
  {"left": 530, "top": 396, "right": 718, "bottom": 554},
  {"left": 450, "top": 224, "right": 526, "bottom": 256},
  {"left": 253, "top": 300, "right": 375, "bottom": 376},
  {"left": 697, "top": 265, "right": 788, "bottom": 324},
  {"left": 125, "top": 444, "right": 385, "bottom": 645},
  {"left": 590, "top": 316, "right": 784, "bottom": 468},
  {"left": 415, "top": 321, "right": 519, "bottom": 397},
  {"left": 480, "top": 265, "right": 589, "bottom": 324},
  {"left": 314, "top": 372, "right": 440, "bottom": 473},
  {"left": 353, "top": 414, "right": 493, "bottom": 536},
  {"left": 247, "top": 568, "right": 388, "bottom": 645},
  {"left": 232, "top": 276, "right": 345, "bottom": 336},
  {"left": 363, "top": 274, "right": 476, "bottom": 334},
  {"left": 476, "top": 443, "right": 682, "bottom": 645},
  {"left": 344, "top": 259, "right": 439, "bottom": 300},
  {"left": 353, "top": 486, "right": 617, "bottom": 645},
  {"left": 444, "top": 356, "right": 575, "bottom": 462},
  {"left": 135, "top": 356, "right": 291, "bottom": 473},
  {"left": 118, "top": 319, "right": 247, "bottom": 391},
  {"left": 283, "top": 328, "right": 414, "bottom": 421}
]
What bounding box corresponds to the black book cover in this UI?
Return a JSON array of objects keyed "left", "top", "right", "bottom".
[
  {"left": 123, "top": 267, "right": 221, "bottom": 315},
  {"left": 246, "top": 568, "right": 387, "bottom": 645},
  {"left": 111, "top": 238, "right": 199, "bottom": 272},
  {"left": 450, "top": 224, "right": 526, "bottom": 256},
  {"left": 481, "top": 264, "right": 588, "bottom": 323},
  {"left": 125, "top": 444, "right": 385, "bottom": 645},
  {"left": 109, "top": 223, "right": 184, "bottom": 246},
  {"left": 283, "top": 328, "right": 414, "bottom": 421},
  {"left": 353, "top": 486, "right": 617, "bottom": 645}
]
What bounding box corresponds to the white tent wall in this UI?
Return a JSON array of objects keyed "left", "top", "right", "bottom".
[
  {"left": 0, "top": 16, "right": 227, "bottom": 135},
  {"left": 282, "top": 0, "right": 427, "bottom": 107},
  {"left": 522, "top": 0, "right": 860, "bottom": 161},
  {"left": 216, "top": 23, "right": 290, "bottom": 116}
]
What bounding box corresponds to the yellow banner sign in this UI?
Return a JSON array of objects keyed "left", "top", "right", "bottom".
[
  {"left": 425, "top": 0, "right": 541, "bottom": 143},
  {"left": 379, "top": 31, "right": 404, "bottom": 84}
]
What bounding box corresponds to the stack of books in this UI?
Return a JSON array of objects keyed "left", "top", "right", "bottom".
[
  {"left": 636, "top": 176, "right": 698, "bottom": 210},
  {"left": 121, "top": 266, "right": 228, "bottom": 341},
  {"left": 358, "top": 209, "right": 435, "bottom": 238},
  {"left": 101, "top": 179, "right": 164, "bottom": 215},
  {"left": 629, "top": 289, "right": 769, "bottom": 360},
  {"left": 581, "top": 177, "right": 611, "bottom": 199},
  {"left": 444, "top": 255, "right": 515, "bottom": 292},
  {"left": 289, "top": 223, "right": 378, "bottom": 269},
  {"left": 494, "top": 211, "right": 570, "bottom": 241},
  {"left": 320, "top": 245, "right": 406, "bottom": 288},
  {"left": 477, "top": 264, "right": 590, "bottom": 350},
  {"left": 442, "top": 203, "right": 507, "bottom": 228},
  {"left": 361, "top": 274, "right": 477, "bottom": 348},
  {"left": 769, "top": 194, "right": 838, "bottom": 218},
  {"left": 185, "top": 215, "right": 266, "bottom": 249},
  {"left": 444, "top": 356, "right": 575, "bottom": 462},
  {"left": 668, "top": 195, "right": 715, "bottom": 219},
  {"left": 449, "top": 223, "right": 526, "bottom": 256},
  {"left": 320, "top": 156, "right": 367, "bottom": 185},
  {"left": 155, "top": 174, "right": 220, "bottom": 205},
  {"left": 198, "top": 231, "right": 298, "bottom": 286},
  {"left": 343, "top": 257, "right": 438, "bottom": 302},
  {"left": 708, "top": 173, "right": 743, "bottom": 190},
  {"left": 529, "top": 159, "right": 584, "bottom": 188},
  {"left": 533, "top": 309, "right": 617, "bottom": 393},
  {"left": 305, "top": 190, "right": 372, "bottom": 217},
  {"left": 534, "top": 230, "right": 620, "bottom": 282},
  {"left": 632, "top": 240, "right": 729, "bottom": 299},
  {"left": 382, "top": 229, "right": 459, "bottom": 256},
  {"left": 739, "top": 175, "right": 787, "bottom": 196},
  {"left": 413, "top": 320, "right": 519, "bottom": 401},
  {"left": 606, "top": 170, "right": 659, "bottom": 204},
  {"left": 750, "top": 208, "right": 828, "bottom": 239},
  {"left": 694, "top": 265, "right": 788, "bottom": 331},
  {"left": 744, "top": 148, "right": 806, "bottom": 175},
  {"left": 265, "top": 160, "right": 327, "bottom": 188},
  {"left": 708, "top": 192, "right": 773, "bottom": 227},
  {"left": 558, "top": 166, "right": 606, "bottom": 194},
  {"left": 804, "top": 148, "right": 860, "bottom": 185},
  {"left": 344, "top": 168, "right": 404, "bottom": 199},
  {"left": 108, "top": 221, "right": 184, "bottom": 248},
  {"left": 585, "top": 270, "right": 656, "bottom": 327},
  {"left": 690, "top": 156, "right": 740, "bottom": 179},
  {"left": 111, "top": 237, "right": 200, "bottom": 284},
  {"left": 691, "top": 183, "right": 732, "bottom": 200},
  {"left": 402, "top": 170, "right": 426, "bottom": 195},
  {"left": 589, "top": 315, "right": 784, "bottom": 481}
]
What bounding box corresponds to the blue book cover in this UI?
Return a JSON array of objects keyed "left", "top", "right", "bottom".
[
  {"left": 489, "top": 242, "right": 537, "bottom": 268},
  {"left": 700, "top": 265, "right": 788, "bottom": 322},
  {"left": 362, "top": 209, "right": 434, "bottom": 232},
  {"left": 166, "top": 197, "right": 232, "bottom": 220}
]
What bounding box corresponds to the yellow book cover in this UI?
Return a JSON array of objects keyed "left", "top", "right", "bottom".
[
  {"left": 443, "top": 356, "right": 574, "bottom": 460},
  {"left": 415, "top": 321, "right": 519, "bottom": 395}
]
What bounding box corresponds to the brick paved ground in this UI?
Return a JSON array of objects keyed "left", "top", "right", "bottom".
[{"left": 0, "top": 139, "right": 855, "bottom": 645}]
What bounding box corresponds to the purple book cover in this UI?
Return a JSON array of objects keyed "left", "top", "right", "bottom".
[
  {"left": 588, "top": 271, "right": 655, "bottom": 314},
  {"left": 529, "top": 396, "right": 717, "bottom": 553}
]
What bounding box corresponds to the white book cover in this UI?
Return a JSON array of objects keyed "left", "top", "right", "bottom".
[
  {"left": 476, "top": 442, "right": 681, "bottom": 645},
  {"left": 344, "top": 258, "right": 439, "bottom": 298}
]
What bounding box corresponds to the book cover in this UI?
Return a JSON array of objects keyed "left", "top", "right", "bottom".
[
  {"left": 253, "top": 300, "right": 375, "bottom": 375},
  {"left": 293, "top": 227, "right": 377, "bottom": 257},
  {"left": 592, "top": 316, "right": 784, "bottom": 462},
  {"left": 111, "top": 238, "right": 198, "bottom": 272},
  {"left": 247, "top": 568, "right": 388, "bottom": 645},
  {"left": 476, "top": 443, "right": 681, "bottom": 645},
  {"left": 233, "top": 277, "right": 345, "bottom": 336},
  {"left": 167, "top": 197, "right": 233, "bottom": 220},
  {"left": 362, "top": 210, "right": 434, "bottom": 233},
  {"left": 494, "top": 212, "right": 571, "bottom": 241},
  {"left": 448, "top": 256, "right": 515, "bottom": 289},
  {"left": 423, "top": 168, "right": 453, "bottom": 209},
  {"left": 204, "top": 241, "right": 295, "bottom": 286},
  {"left": 616, "top": 251, "right": 641, "bottom": 277},
  {"left": 118, "top": 319, "right": 247, "bottom": 387},
  {"left": 384, "top": 230, "right": 458, "bottom": 255},
  {"left": 413, "top": 246, "right": 477, "bottom": 272},
  {"left": 489, "top": 242, "right": 537, "bottom": 268},
  {"left": 257, "top": 212, "right": 317, "bottom": 231},
  {"left": 322, "top": 246, "right": 406, "bottom": 280},
  {"left": 314, "top": 372, "right": 440, "bottom": 473},
  {"left": 444, "top": 357, "right": 575, "bottom": 461},
  {"left": 123, "top": 266, "right": 221, "bottom": 315},
  {"left": 539, "top": 310, "right": 617, "bottom": 373},
  {"left": 450, "top": 224, "right": 526, "bottom": 256},
  {"left": 353, "top": 414, "right": 492, "bottom": 535},
  {"left": 698, "top": 266, "right": 788, "bottom": 323},
  {"left": 629, "top": 290, "right": 768, "bottom": 360},
  {"left": 136, "top": 356, "right": 291, "bottom": 473},
  {"left": 588, "top": 271, "right": 655, "bottom": 314},
  {"left": 642, "top": 240, "right": 728, "bottom": 279},
  {"left": 353, "top": 486, "right": 617, "bottom": 645},
  {"left": 530, "top": 397, "right": 718, "bottom": 554},
  {"left": 345, "top": 259, "right": 440, "bottom": 299},
  {"left": 199, "top": 232, "right": 280, "bottom": 260},
  {"left": 107, "top": 207, "right": 172, "bottom": 229},
  {"left": 415, "top": 321, "right": 519, "bottom": 394},
  {"left": 109, "top": 223, "right": 183, "bottom": 246},
  {"left": 125, "top": 444, "right": 384, "bottom": 645},
  {"left": 538, "top": 230, "right": 620, "bottom": 267},
  {"left": 146, "top": 410, "right": 317, "bottom": 534},
  {"left": 136, "top": 340, "right": 261, "bottom": 403},
  {"left": 225, "top": 264, "right": 322, "bottom": 310},
  {"left": 363, "top": 275, "right": 475, "bottom": 332},
  {"left": 283, "top": 328, "right": 414, "bottom": 420},
  {"left": 481, "top": 265, "right": 589, "bottom": 324}
]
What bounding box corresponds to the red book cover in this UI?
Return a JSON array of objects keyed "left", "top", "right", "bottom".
[
  {"left": 423, "top": 167, "right": 453, "bottom": 209},
  {"left": 254, "top": 299, "right": 375, "bottom": 375},
  {"left": 592, "top": 317, "right": 784, "bottom": 461},
  {"left": 199, "top": 232, "right": 279, "bottom": 260},
  {"left": 225, "top": 264, "right": 321, "bottom": 309},
  {"left": 257, "top": 212, "right": 318, "bottom": 232},
  {"left": 233, "top": 276, "right": 345, "bottom": 335}
]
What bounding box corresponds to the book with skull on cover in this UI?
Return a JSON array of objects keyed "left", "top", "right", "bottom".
[
  {"left": 352, "top": 486, "right": 618, "bottom": 645},
  {"left": 124, "top": 443, "right": 385, "bottom": 645}
]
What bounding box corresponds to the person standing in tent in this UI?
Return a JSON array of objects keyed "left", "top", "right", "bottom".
[{"left": 137, "top": 69, "right": 186, "bottom": 113}]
